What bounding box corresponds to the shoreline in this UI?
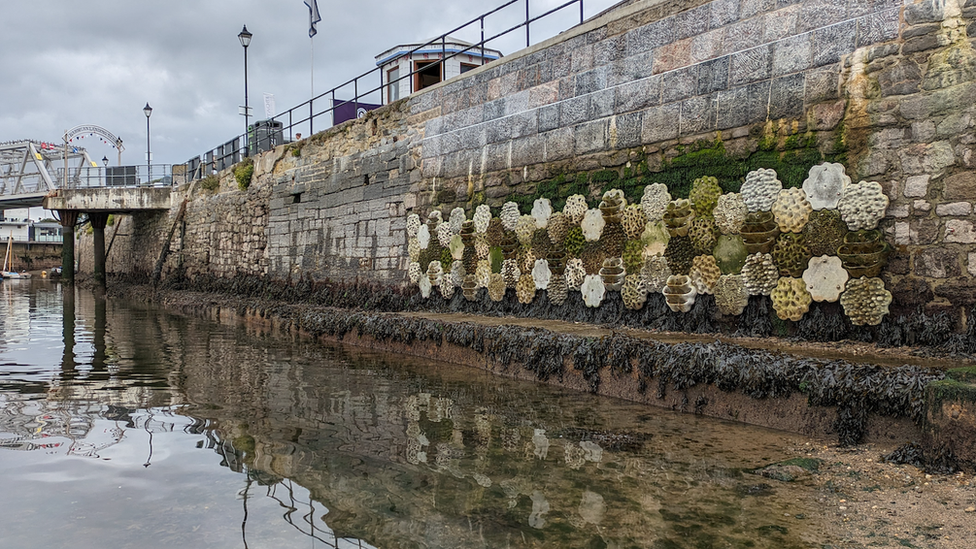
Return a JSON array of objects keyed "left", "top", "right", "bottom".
[{"left": 98, "top": 278, "right": 975, "bottom": 465}]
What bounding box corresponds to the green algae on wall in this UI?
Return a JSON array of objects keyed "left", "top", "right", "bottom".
[{"left": 485, "top": 132, "right": 844, "bottom": 216}]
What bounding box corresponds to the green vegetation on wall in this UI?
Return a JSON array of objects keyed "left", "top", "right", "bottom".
[
  {"left": 200, "top": 175, "right": 220, "bottom": 192},
  {"left": 501, "top": 131, "right": 843, "bottom": 215},
  {"left": 234, "top": 158, "right": 255, "bottom": 191}
]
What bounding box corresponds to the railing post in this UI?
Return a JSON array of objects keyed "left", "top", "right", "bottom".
[
  {"left": 310, "top": 98, "right": 314, "bottom": 136},
  {"left": 481, "top": 16, "right": 485, "bottom": 62},
  {"left": 526, "top": 0, "right": 530, "bottom": 47},
  {"left": 580, "top": 0, "right": 583, "bottom": 24},
  {"left": 354, "top": 78, "right": 359, "bottom": 115},
  {"left": 442, "top": 35, "right": 446, "bottom": 81}
]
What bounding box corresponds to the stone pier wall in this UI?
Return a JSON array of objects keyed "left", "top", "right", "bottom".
[{"left": 85, "top": 0, "right": 975, "bottom": 322}]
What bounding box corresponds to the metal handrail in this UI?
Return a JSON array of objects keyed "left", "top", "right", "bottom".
[{"left": 186, "top": 0, "right": 586, "bottom": 172}]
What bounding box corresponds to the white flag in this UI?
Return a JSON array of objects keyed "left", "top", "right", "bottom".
[{"left": 304, "top": 0, "right": 321, "bottom": 38}]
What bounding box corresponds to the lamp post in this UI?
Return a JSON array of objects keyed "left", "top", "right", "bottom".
[
  {"left": 144, "top": 102, "right": 153, "bottom": 184},
  {"left": 238, "top": 25, "right": 252, "bottom": 157}
]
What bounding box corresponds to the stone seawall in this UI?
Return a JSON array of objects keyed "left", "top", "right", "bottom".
[{"left": 83, "top": 0, "right": 976, "bottom": 324}]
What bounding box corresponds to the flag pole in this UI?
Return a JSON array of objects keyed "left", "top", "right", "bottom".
[{"left": 310, "top": 33, "right": 314, "bottom": 136}]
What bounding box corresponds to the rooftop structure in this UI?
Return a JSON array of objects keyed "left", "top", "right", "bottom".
[{"left": 375, "top": 37, "right": 502, "bottom": 104}]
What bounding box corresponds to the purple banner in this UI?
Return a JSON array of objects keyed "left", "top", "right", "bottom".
[{"left": 333, "top": 100, "right": 381, "bottom": 125}]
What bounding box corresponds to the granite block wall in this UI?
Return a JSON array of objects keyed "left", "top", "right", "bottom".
[{"left": 88, "top": 0, "right": 975, "bottom": 320}]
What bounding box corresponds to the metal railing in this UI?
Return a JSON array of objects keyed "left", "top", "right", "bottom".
[
  {"left": 186, "top": 0, "right": 587, "bottom": 179},
  {"left": 55, "top": 164, "right": 185, "bottom": 190}
]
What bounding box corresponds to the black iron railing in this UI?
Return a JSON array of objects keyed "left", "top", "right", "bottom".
[{"left": 185, "top": 0, "right": 587, "bottom": 181}]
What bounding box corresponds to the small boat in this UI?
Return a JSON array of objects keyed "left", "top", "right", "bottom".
[{"left": 2, "top": 232, "right": 31, "bottom": 279}]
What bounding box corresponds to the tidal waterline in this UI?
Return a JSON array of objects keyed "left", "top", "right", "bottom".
[{"left": 1, "top": 280, "right": 837, "bottom": 548}]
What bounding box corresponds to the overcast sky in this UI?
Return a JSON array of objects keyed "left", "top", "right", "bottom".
[{"left": 1, "top": 0, "right": 620, "bottom": 170}]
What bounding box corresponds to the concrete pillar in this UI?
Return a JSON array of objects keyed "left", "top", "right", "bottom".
[
  {"left": 89, "top": 212, "right": 109, "bottom": 287},
  {"left": 57, "top": 210, "right": 79, "bottom": 285}
]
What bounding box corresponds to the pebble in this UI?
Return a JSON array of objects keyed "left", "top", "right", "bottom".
[{"left": 966, "top": 507, "right": 975, "bottom": 513}]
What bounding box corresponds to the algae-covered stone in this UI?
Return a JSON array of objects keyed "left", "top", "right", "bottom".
[
  {"left": 406, "top": 213, "right": 421, "bottom": 238},
  {"left": 623, "top": 239, "right": 644, "bottom": 275},
  {"left": 771, "top": 187, "right": 813, "bottom": 233},
  {"left": 531, "top": 197, "right": 552, "bottom": 229},
  {"left": 408, "top": 261, "right": 422, "bottom": 284},
  {"left": 689, "top": 176, "right": 722, "bottom": 217},
  {"left": 803, "top": 209, "right": 848, "bottom": 257},
  {"left": 840, "top": 276, "right": 892, "bottom": 326},
  {"left": 802, "top": 162, "right": 849, "bottom": 210},
  {"left": 641, "top": 220, "right": 671, "bottom": 257},
  {"left": 712, "top": 234, "right": 748, "bottom": 274},
  {"left": 516, "top": 273, "right": 536, "bottom": 304},
  {"left": 689, "top": 216, "right": 719, "bottom": 255},
  {"left": 417, "top": 223, "right": 431, "bottom": 249},
  {"left": 487, "top": 273, "right": 506, "bottom": 301},
  {"left": 690, "top": 254, "right": 722, "bottom": 295},
  {"left": 621, "top": 274, "right": 647, "bottom": 310},
  {"left": 532, "top": 259, "right": 552, "bottom": 290},
  {"left": 837, "top": 181, "right": 889, "bottom": 231},
  {"left": 641, "top": 183, "right": 671, "bottom": 222},
  {"left": 665, "top": 235, "right": 696, "bottom": 275},
  {"left": 581, "top": 274, "right": 606, "bottom": 308},
  {"left": 600, "top": 257, "right": 626, "bottom": 291},
  {"left": 502, "top": 258, "right": 520, "bottom": 288},
  {"left": 500, "top": 201, "right": 521, "bottom": 231},
  {"left": 714, "top": 192, "right": 748, "bottom": 235},
  {"left": 803, "top": 255, "right": 848, "bottom": 303},
  {"left": 473, "top": 204, "right": 492, "bottom": 233},
  {"left": 418, "top": 274, "right": 432, "bottom": 298},
  {"left": 548, "top": 274, "right": 568, "bottom": 306},
  {"left": 663, "top": 274, "right": 697, "bottom": 313},
  {"left": 641, "top": 255, "right": 672, "bottom": 293},
  {"left": 582, "top": 209, "right": 606, "bottom": 241},
  {"left": 449, "top": 234, "right": 465, "bottom": 260},
  {"left": 547, "top": 211, "right": 569, "bottom": 245},
  {"left": 771, "top": 233, "right": 812, "bottom": 278},
  {"left": 564, "top": 194, "right": 588, "bottom": 225},
  {"left": 713, "top": 274, "right": 749, "bottom": 316},
  {"left": 770, "top": 277, "right": 812, "bottom": 321},
  {"left": 621, "top": 204, "right": 648, "bottom": 239},
  {"left": 741, "top": 168, "right": 782, "bottom": 212},
  {"left": 565, "top": 257, "right": 586, "bottom": 290},
  {"left": 741, "top": 253, "right": 779, "bottom": 296},
  {"left": 449, "top": 207, "right": 467, "bottom": 233}
]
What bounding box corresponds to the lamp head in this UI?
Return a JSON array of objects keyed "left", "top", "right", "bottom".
[
  {"left": 143, "top": 102, "right": 153, "bottom": 118},
  {"left": 238, "top": 25, "right": 252, "bottom": 48}
]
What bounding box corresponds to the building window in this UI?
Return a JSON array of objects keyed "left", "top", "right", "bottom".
[
  {"left": 460, "top": 62, "right": 478, "bottom": 74},
  {"left": 387, "top": 67, "right": 400, "bottom": 103},
  {"left": 414, "top": 60, "right": 441, "bottom": 92}
]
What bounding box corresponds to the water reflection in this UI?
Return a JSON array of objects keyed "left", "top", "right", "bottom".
[{"left": 0, "top": 281, "right": 832, "bottom": 548}]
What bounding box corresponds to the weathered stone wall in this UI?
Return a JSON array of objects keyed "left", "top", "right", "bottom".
[{"left": 86, "top": 0, "right": 975, "bottom": 322}]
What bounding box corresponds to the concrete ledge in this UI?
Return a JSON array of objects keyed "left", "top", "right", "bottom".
[{"left": 43, "top": 187, "right": 173, "bottom": 212}]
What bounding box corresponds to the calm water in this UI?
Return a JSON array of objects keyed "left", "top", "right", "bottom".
[{"left": 0, "top": 280, "right": 836, "bottom": 548}]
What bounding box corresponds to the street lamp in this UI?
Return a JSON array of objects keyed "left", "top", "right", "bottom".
[
  {"left": 144, "top": 102, "right": 153, "bottom": 184},
  {"left": 102, "top": 156, "right": 109, "bottom": 166},
  {"left": 238, "top": 25, "right": 252, "bottom": 156}
]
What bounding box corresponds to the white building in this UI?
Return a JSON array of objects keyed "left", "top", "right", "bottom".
[
  {"left": 0, "top": 218, "right": 30, "bottom": 242},
  {"left": 375, "top": 37, "right": 502, "bottom": 104}
]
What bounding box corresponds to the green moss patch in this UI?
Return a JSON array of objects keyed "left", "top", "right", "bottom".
[
  {"left": 926, "top": 378, "right": 976, "bottom": 410},
  {"left": 946, "top": 366, "right": 976, "bottom": 384}
]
